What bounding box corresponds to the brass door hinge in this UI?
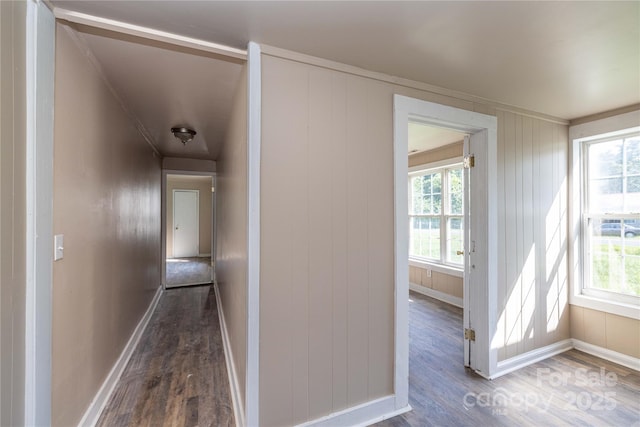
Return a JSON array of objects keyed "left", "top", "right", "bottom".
[
  {"left": 463, "top": 155, "right": 475, "bottom": 169},
  {"left": 465, "top": 328, "right": 476, "bottom": 341}
]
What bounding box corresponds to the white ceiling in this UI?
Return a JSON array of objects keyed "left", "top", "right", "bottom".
[
  {"left": 64, "top": 23, "right": 244, "bottom": 160},
  {"left": 51, "top": 1, "right": 639, "bottom": 160}
]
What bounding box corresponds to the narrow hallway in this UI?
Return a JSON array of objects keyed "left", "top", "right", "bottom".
[{"left": 96, "top": 286, "right": 234, "bottom": 426}]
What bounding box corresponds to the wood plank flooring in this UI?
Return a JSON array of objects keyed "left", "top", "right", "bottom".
[
  {"left": 374, "top": 291, "right": 640, "bottom": 427},
  {"left": 96, "top": 285, "right": 234, "bottom": 427}
]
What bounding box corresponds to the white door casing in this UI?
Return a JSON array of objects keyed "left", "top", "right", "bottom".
[
  {"left": 394, "top": 94, "right": 498, "bottom": 409},
  {"left": 173, "top": 190, "right": 199, "bottom": 258}
]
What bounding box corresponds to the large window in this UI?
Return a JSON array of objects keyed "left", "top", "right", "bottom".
[
  {"left": 582, "top": 132, "right": 640, "bottom": 304},
  {"left": 409, "top": 163, "right": 464, "bottom": 267}
]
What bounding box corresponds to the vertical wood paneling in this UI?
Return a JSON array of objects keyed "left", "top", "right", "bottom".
[
  {"left": 345, "top": 76, "right": 370, "bottom": 405},
  {"left": 260, "top": 54, "right": 571, "bottom": 423},
  {"left": 496, "top": 110, "right": 507, "bottom": 361},
  {"left": 330, "top": 73, "right": 349, "bottom": 412},
  {"left": 366, "top": 82, "right": 394, "bottom": 398},
  {"left": 521, "top": 116, "right": 536, "bottom": 353},
  {"left": 556, "top": 123, "right": 570, "bottom": 340},
  {"left": 503, "top": 111, "right": 519, "bottom": 358},
  {"left": 496, "top": 110, "right": 569, "bottom": 362},
  {"left": 539, "top": 120, "right": 557, "bottom": 347},
  {"left": 307, "top": 68, "right": 334, "bottom": 419},
  {"left": 289, "top": 66, "right": 310, "bottom": 425},
  {"left": 260, "top": 56, "right": 299, "bottom": 426}
]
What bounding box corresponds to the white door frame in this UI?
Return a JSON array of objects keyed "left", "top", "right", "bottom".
[
  {"left": 393, "top": 95, "right": 498, "bottom": 409},
  {"left": 162, "top": 170, "right": 215, "bottom": 289},
  {"left": 172, "top": 189, "right": 200, "bottom": 258},
  {"left": 25, "top": 1, "right": 55, "bottom": 424}
]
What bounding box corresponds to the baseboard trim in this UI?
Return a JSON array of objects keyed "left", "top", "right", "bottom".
[
  {"left": 77, "top": 286, "right": 162, "bottom": 427},
  {"left": 409, "top": 282, "right": 463, "bottom": 308},
  {"left": 214, "top": 283, "right": 245, "bottom": 427},
  {"left": 295, "top": 396, "right": 411, "bottom": 427},
  {"left": 492, "top": 339, "right": 574, "bottom": 379},
  {"left": 572, "top": 339, "right": 640, "bottom": 372}
]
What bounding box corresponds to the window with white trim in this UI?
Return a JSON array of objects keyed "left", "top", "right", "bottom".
[
  {"left": 409, "top": 162, "right": 464, "bottom": 266},
  {"left": 582, "top": 131, "right": 640, "bottom": 304}
]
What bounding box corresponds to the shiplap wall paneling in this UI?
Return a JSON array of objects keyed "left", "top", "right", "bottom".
[
  {"left": 260, "top": 56, "right": 394, "bottom": 426},
  {"left": 497, "top": 111, "right": 569, "bottom": 362}
]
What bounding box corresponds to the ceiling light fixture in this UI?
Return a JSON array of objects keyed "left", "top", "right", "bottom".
[{"left": 171, "top": 127, "right": 196, "bottom": 145}]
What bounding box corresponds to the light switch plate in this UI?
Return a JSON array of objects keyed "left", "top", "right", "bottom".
[{"left": 54, "top": 234, "right": 64, "bottom": 261}]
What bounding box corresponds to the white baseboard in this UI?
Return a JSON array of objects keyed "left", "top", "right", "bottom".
[
  {"left": 78, "top": 286, "right": 163, "bottom": 427},
  {"left": 492, "top": 339, "right": 574, "bottom": 379},
  {"left": 295, "top": 396, "right": 411, "bottom": 427},
  {"left": 409, "top": 282, "right": 463, "bottom": 308},
  {"left": 572, "top": 339, "right": 640, "bottom": 372},
  {"left": 214, "top": 283, "right": 245, "bottom": 427}
]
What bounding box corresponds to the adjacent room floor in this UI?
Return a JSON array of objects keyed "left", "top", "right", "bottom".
[
  {"left": 165, "top": 257, "right": 212, "bottom": 287},
  {"left": 96, "top": 285, "right": 234, "bottom": 427},
  {"left": 374, "top": 291, "right": 640, "bottom": 427}
]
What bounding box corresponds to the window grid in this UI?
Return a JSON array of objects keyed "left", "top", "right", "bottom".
[{"left": 409, "top": 164, "right": 464, "bottom": 266}]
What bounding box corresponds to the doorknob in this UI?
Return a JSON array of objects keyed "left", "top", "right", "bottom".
[{"left": 456, "top": 250, "right": 464, "bottom": 255}]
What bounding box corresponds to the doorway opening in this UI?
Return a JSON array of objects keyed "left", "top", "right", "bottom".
[
  {"left": 407, "top": 121, "right": 469, "bottom": 355},
  {"left": 163, "top": 173, "right": 215, "bottom": 288},
  {"left": 393, "top": 95, "right": 498, "bottom": 408}
]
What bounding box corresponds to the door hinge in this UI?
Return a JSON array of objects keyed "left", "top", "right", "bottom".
[
  {"left": 463, "top": 155, "right": 475, "bottom": 169},
  {"left": 465, "top": 328, "right": 476, "bottom": 341}
]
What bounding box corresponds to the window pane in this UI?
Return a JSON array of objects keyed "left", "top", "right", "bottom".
[
  {"left": 409, "top": 217, "right": 440, "bottom": 259},
  {"left": 448, "top": 168, "right": 463, "bottom": 215},
  {"left": 588, "top": 140, "right": 624, "bottom": 214},
  {"left": 410, "top": 172, "right": 442, "bottom": 215},
  {"left": 588, "top": 218, "right": 640, "bottom": 297},
  {"left": 626, "top": 137, "right": 640, "bottom": 175},
  {"left": 589, "top": 140, "right": 622, "bottom": 178},
  {"left": 447, "top": 217, "right": 464, "bottom": 264}
]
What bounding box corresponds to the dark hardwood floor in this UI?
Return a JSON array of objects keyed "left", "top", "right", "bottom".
[
  {"left": 374, "top": 291, "right": 640, "bottom": 427},
  {"left": 96, "top": 285, "right": 234, "bottom": 427}
]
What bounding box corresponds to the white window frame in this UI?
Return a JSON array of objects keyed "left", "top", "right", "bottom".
[
  {"left": 581, "top": 133, "right": 640, "bottom": 306},
  {"left": 570, "top": 110, "right": 640, "bottom": 320},
  {"left": 408, "top": 157, "right": 464, "bottom": 275}
]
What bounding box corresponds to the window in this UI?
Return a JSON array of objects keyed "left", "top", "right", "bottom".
[
  {"left": 409, "top": 162, "right": 464, "bottom": 267},
  {"left": 582, "top": 131, "right": 640, "bottom": 304}
]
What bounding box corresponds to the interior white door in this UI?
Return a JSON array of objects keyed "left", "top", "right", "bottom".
[
  {"left": 173, "top": 190, "right": 199, "bottom": 258},
  {"left": 463, "top": 135, "right": 471, "bottom": 367},
  {"left": 464, "top": 129, "right": 490, "bottom": 372}
]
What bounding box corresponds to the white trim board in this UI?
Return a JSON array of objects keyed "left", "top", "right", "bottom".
[
  {"left": 245, "top": 41, "right": 262, "bottom": 426},
  {"left": 492, "top": 339, "right": 640, "bottom": 380},
  {"left": 77, "top": 286, "right": 163, "bottom": 427},
  {"left": 25, "top": 2, "right": 55, "bottom": 425},
  {"left": 493, "top": 339, "right": 574, "bottom": 379},
  {"left": 294, "top": 396, "right": 410, "bottom": 427},
  {"left": 53, "top": 8, "right": 247, "bottom": 60},
  {"left": 572, "top": 340, "right": 640, "bottom": 372},
  {"left": 213, "top": 283, "right": 246, "bottom": 427},
  {"left": 409, "top": 283, "right": 463, "bottom": 308},
  {"left": 260, "top": 44, "right": 567, "bottom": 126}
]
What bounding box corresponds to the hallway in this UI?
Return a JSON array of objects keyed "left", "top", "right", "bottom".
[{"left": 96, "top": 286, "right": 234, "bottom": 427}]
